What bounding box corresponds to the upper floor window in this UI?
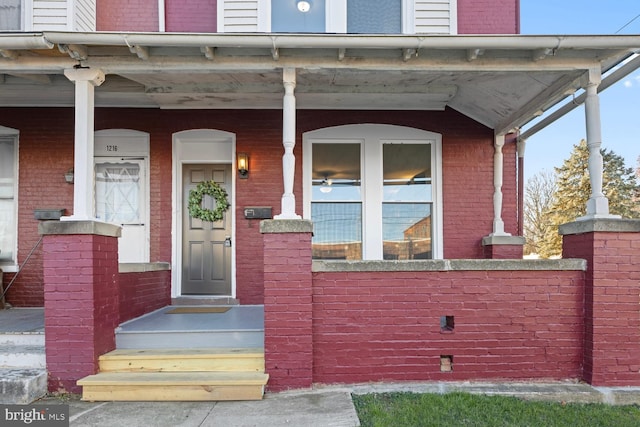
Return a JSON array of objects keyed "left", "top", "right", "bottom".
[
  {"left": 347, "top": 0, "right": 401, "bottom": 33},
  {"left": 272, "top": 0, "right": 325, "bottom": 32},
  {"left": 0, "top": 0, "right": 22, "bottom": 30},
  {"left": 221, "top": 0, "right": 457, "bottom": 34},
  {"left": 271, "top": 0, "right": 404, "bottom": 33}
]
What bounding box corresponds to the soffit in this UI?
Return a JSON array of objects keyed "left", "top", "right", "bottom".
[{"left": 0, "top": 33, "right": 638, "bottom": 134}]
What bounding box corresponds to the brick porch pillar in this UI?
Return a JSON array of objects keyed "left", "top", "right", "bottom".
[
  {"left": 260, "top": 219, "right": 313, "bottom": 392},
  {"left": 39, "top": 221, "right": 121, "bottom": 394},
  {"left": 560, "top": 218, "right": 640, "bottom": 386}
]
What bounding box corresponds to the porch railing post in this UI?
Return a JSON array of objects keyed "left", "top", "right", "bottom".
[
  {"left": 39, "top": 220, "right": 121, "bottom": 394},
  {"left": 561, "top": 218, "right": 640, "bottom": 386},
  {"left": 261, "top": 219, "right": 313, "bottom": 391}
]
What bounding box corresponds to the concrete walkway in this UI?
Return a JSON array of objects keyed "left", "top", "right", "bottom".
[{"left": 33, "top": 381, "right": 640, "bottom": 427}]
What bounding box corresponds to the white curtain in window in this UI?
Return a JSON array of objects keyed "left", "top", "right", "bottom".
[
  {"left": 0, "top": 137, "right": 16, "bottom": 262},
  {"left": 0, "top": 0, "right": 22, "bottom": 31}
]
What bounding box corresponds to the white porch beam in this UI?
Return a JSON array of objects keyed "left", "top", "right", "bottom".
[
  {"left": 7, "top": 73, "right": 51, "bottom": 84},
  {"left": 274, "top": 67, "right": 301, "bottom": 220},
  {"left": 579, "top": 68, "right": 620, "bottom": 220},
  {"left": 62, "top": 68, "right": 105, "bottom": 221},
  {"left": 490, "top": 134, "right": 511, "bottom": 236},
  {"left": 80, "top": 55, "right": 604, "bottom": 75}
]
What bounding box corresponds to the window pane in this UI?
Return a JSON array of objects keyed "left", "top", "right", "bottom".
[
  {"left": 272, "top": 0, "right": 325, "bottom": 32},
  {"left": 312, "top": 203, "right": 362, "bottom": 260},
  {"left": 0, "top": 137, "right": 15, "bottom": 262},
  {"left": 348, "top": 0, "right": 401, "bottom": 34},
  {"left": 0, "top": 139, "right": 15, "bottom": 198},
  {"left": 383, "top": 203, "right": 432, "bottom": 260},
  {"left": 0, "top": 0, "right": 21, "bottom": 31},
  {"left": 383, "top": 143, "right": 431, "bottom": 202},
  {"left": 312, "top": 143, "right": 361, "bottom": 201},
  {"left": 96, "top": 162, "right": 141, "bottom": 224}
]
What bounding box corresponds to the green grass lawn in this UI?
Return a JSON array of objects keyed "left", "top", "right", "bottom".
[{"left": 353, "top": 392, "right": 640, "bottom": 427}]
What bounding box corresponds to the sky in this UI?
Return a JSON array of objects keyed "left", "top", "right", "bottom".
[{"left": 519, "top": 0, "right": 640, "bottom": 181}]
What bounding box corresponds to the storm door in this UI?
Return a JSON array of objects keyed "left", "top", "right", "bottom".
[
  {"left": 95, "top": 158, "right": 148, "bottom": 263},
  {"left": 182, "top": 164, "right": 232, "bottom": 295}
]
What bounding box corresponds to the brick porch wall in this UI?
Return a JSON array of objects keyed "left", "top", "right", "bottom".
[
  {"left": 311, "top": 262, "right": 585, "bottom": 384},
  {"left": 118, "top": 264, "right": 171, "bottom": 323}
]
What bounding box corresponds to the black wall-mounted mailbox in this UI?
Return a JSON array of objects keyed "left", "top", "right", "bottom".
[
  {"left": 33, "top": 209, "right": 65, "bottom": 221},
  {"left": 244, "top": 207, "right": 272, "bottom": 219}
]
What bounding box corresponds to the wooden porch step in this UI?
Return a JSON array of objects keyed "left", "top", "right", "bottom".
[
  {"left": 77, "top": 371, "right": 269, "bottom": 401},
  {"left": 99, "top": 348, "right": 264, "bottom": 373}
]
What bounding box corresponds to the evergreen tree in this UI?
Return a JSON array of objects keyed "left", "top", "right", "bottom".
[{"left": 539, "top": 140, "right": 640, "bottom": 258}]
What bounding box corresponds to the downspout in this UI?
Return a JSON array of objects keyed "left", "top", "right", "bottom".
[
  {"left": 158, "top": 0, "right": 166, "bottom": 32},
  {"left": 517, "top": 136, "right": 525, "bottom": 236}
]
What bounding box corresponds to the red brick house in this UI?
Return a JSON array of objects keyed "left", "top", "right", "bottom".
[{"left": 1, "top": 0, "right": 639, "bottom": 399}]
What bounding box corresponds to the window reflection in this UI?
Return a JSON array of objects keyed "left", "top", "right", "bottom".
[
  {"left": 383, "top": 143, "right": 432, "bottom": 259},
  {"left": 311, "top": 143, "right": 362, "bottom": 259}
]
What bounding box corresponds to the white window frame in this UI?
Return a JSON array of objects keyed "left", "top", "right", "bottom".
[
  {"left": 0, "top": 127, "right": 19, "bottom": 272},
  {"left": 258, "top": 0, "right": 416, "bottom": 34},
  {"left": 303, "top": 124, "right": 443, "bottom": 260}
]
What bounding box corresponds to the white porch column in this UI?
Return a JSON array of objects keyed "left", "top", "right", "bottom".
[
  {"left": 580, "top": 67, "right": 618, "bottom": 220},
  {"left": 62, "top": 68, "right": 105, "bottom": 221},
  {"left": 490, "top": 134, "right": 510, "bottom": 236},
  {"left": 275, "top": 67, "right": 301, "bottom": 219}
]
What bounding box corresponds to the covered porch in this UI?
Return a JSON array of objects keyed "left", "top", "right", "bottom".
[{"left": 2, "top": 32, "right": 640, "bottom": 398}]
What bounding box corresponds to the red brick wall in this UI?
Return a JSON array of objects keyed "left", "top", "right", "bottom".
[
  {"left": 165, "top": 0, "right": 217, "bottom": 32},
  {"left": 457, "top": 0, "right": 520, "bottom": 34},
  {"left": 119, "top": 270, "right": 171, "bottom": 323},
  {"left": 3, "top": 110, "right": 74, "bottom": 307},
  {"left": 43, "top": 233, "right": 119, "bottom": 394},
  {"left": 563, "top": 229, "right": 640, "bottom": 386},
  {"left": 97, "top": 0, "right": 159, "bottom": 31},
  {"left": 312, "top": 269, "right": 585, "bottom": 384},
  {"left": 2, "top": 107, "right": 507, "bottom": 305}
]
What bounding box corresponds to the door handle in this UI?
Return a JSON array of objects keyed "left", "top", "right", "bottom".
[{"left": 224, "top": 236, "right": 232, "bottom": 247}]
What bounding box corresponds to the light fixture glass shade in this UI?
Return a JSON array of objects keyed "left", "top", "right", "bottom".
[
  {"left": 237, "top": 152, "right": 249, "bottom": 179},
  {"left": 297, "top": 1, "right": 311, "bottom": 12},
  {"left": 64, "top": 168, "right": 74, "bottom": 184}
]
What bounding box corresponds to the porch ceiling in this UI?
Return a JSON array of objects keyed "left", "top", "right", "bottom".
[{"left": 1, "top": 32, "right": 639, "bottom": 134}]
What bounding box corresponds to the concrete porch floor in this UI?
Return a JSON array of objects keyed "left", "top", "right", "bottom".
[
  {"left": 0, "top": 307, "right": 44, "bottom": 333},
  {"left": 118, "top": 305, "right": 264, "bottom": 333},
  {"left": 115, "top": 305, "right": 265, "bottom": 349}
]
